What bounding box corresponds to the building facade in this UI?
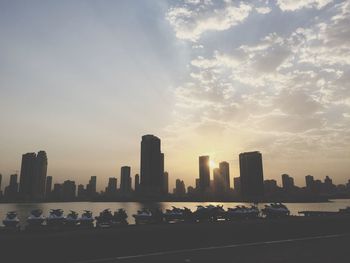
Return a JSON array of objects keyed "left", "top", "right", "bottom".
[{"left": 239, "top": 151, "right": 264, "bottom": 200}]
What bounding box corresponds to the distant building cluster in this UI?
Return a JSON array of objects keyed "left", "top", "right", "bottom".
[{"left": 0, "top": 135, "right": 350, "bottom": 202}]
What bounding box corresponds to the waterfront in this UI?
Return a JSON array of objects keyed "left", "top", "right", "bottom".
[{"left": 1, "top": 199, "right": 350, "bottom": 226}]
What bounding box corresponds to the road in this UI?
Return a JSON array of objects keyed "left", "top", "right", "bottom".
[
  {"left": 76, "top": 234, "right": 350, "bottom": 263},
  {"left": 1, "top": 216, "right": 350, "bottom": 262}
]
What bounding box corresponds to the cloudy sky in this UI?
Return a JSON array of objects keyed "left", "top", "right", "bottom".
[{"left": 0, "top": 0, "right": 349, "bottom": 190}]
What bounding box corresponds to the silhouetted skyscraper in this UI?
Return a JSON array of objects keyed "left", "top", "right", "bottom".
[
  {"left": 163, "top": 172, "right": 169, "bottom": 194},
  {"left": 106, "top": 177, "right": 117, "bottom": 194},
  {"left": 77, "top": 184, "right": 86, "bottom": 199},
  {"left": 19, "top": 151, "right": 48, "bottom": 200},
  {"left": 4, "top": 174, "right": 18, "bottom": 199},
  {"left": 62, "top": 180, "right": 76, "bottom": 201},
  {"left": 36, "top": 151, "right": 48, "bottom": 199},
  {"left": 140, "top": 135, "right": 164, "bottom": 195},
  {"left": 239, "top": 151, "right": 264, "bottom": 200},
  {"left": 135, "top": 174, "right": 140, "bottom": 192},
  {"left": 305, "top": 175, "right": 314, "bottom": 190},
  {"left": 199, "top": 156, "right": 210, "bottom": 192},
  {"left": 45, "top": 176, "right": 52, "bottom": 198},
  {"left": 282, "top": 174, "right": 294, "bottom": 192},
  {"left": 120, "top": 166, "right": 132, "bottom": 194},
  {"left": 86, "top": 176, "right": 97, "bottom": 198},
  {"left": 213, "top": 168, "right": 225, "bottom": 194},
  {"left": 174, "top": 179, "right": 186, "bottom": 196},
  {"left": 19, "top": 152, "right": 36, "bottom": 199},
  {"left": 234, "top": 177, "right": 241, "bottom": 195},
  {"left": 219, "top": 161, "right": 230, "bottom": 191}
]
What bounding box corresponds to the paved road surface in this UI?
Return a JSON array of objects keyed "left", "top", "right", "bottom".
[{"left": 76, "top": 234, "right": 350, "bottom": 263}]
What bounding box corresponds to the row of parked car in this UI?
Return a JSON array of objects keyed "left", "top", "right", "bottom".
[{"left": 2, "top": 203, "right": 291, "bottom": 230}]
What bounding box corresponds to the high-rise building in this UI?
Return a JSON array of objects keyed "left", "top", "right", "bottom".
[
  {"left": 281, "top": 174, "right": 294, "bottom": 192},
  {"left": 163, "top": 172, "right": 169, "bottom": 194},
  {"left": 305, "top": 175, "right": 314, "bottom": 190},
  {"left": 77, "top": 184, "right": 86, "bottom": 199},
  {"left": 19, "top": 151, "right": 48, "bottom": 200},
  {"left": 19, "top": 152, "right": 36, "bottom": 199},
  {"left": 219, "top": 161, "right": 230, "bottom": 191},
  {"left": 324, "top": 176, "right": 335, "bottom": 193},
  {"left": 86, "top": 176, "right": 97, "bottom": 198},
  {"left": 199, "top": 156, "right": 210, "bottom": 192},
  {"left": 52, "top": 183, "right": 62, "bottom": 200},
  {"left": 233, "top": 177, "right": 241, "bottom": 195},
  {"left": 140, "top": 135, "right": 164, "bottom": 195},
  {"left": 135, "top": 174, "right": 140, "bottom": 192},
  {"left": 239, "top": 151, "right": 264, "bottom": 200},
  {"left": 174, "top": 179, "right": 186, "bottom": 196},
  {"left": 120, "top": 166, "right": 132, "bottom": 194},
  {"left": 45, "top": 176, "right": 52, "bottom": 198},
  {"left": 36, "top": 151, "right": 48, "bottom": 199},
  {"left": 195, "top": 178, "right": 200, "bottom": 190},
  {"left": 106, "top": 177, "right": 117, "bottom": 194},
  {"left": 4, "top": 174, "right": 19, "bottom": 199},
  {"left": 0, "top": 173, "right": 2, "bottom": 197},
  {"left": 62, "top": 180, "right": 76, "bottom": 201},
  {"left": 213, "top": 168, "right": 225, "bottom": 194}
]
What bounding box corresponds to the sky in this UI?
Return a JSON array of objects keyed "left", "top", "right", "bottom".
[{"left": 0, "top": 0, "right": 349, "bottom": 191}]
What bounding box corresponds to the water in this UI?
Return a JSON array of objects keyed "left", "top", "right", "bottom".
[{"left": 1, "top": 199, "right": 349, "bottom": 226}]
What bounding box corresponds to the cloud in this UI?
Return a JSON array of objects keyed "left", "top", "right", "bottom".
[
  {"left": 277, "top": 0, "right": 333, "bottom": 11},
  {"left": 165, "top": 0, "right": 350, "bottom": 181},
  {"left": 166, "top": 1, "right": 252, "bottom": 42},
  {"left": 255, "top": 7, "right": 272, "bottom": 14}
]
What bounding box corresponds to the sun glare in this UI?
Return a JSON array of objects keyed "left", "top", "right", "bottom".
[{"left": 209, "top": 160, "right": 218, "bottom": 169}]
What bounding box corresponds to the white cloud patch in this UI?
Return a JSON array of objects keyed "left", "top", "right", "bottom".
[
  {"left": 166, "top": 1, "right": 252, "bottom": 42},
  {"left": 255, "top": 6, "right": 272, "bottom": 14},
  {"left": 277, "top": 0, "right": 333, "bottom": 11}
]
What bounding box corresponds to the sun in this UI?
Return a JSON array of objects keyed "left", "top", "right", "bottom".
[{"left": 209, "top": 160, "right": 218, "bottom": 169}]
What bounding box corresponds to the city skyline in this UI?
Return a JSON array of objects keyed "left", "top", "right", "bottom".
[
  {"left": 1, "top": 139, "right": 349, "bottom": 197},
  {"left": 1, "top": 1, "right": 350, "bottom": 190}
]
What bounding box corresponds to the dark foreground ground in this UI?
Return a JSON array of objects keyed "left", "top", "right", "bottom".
[{"left": 1, "top": 216, "right": 350, "bottom": 263}]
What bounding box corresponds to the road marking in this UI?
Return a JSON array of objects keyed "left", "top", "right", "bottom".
[{"left": 74, "top": 233, "right": 349, "bottom": 263}]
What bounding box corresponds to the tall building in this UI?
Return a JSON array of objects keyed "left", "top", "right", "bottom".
[
  {"left": 135, "top": 174, "right": 140, "bottom": 192},
  {"left": 45, "top": 176, "right": 52, "bottom": 198},
  {"left": 219, "top": 161, "right": 230, "bottom": 191},
  {"left": 62, "top": 180, "right": 76, "bottom": 201},
  {"left": 4, "top": 174, "right": 19, "bottom": 199},
  {"left": 305, "top": 175, "right": 314, "bottom": 190},
  {"left": 140, "top": 135, "right": 164, "bottom": 195},
  {"left": 163, "top": 172, "right": 169, "bottom": 194},
  {"left": 77, "top": 184, "right": 86, "bottom": 199},
  {"left": 174, "top": 179, "right": 186, "bottom": 196},
  {"left": 106, "top": 177, "right": 117, "bottom": 194},
  {"left": 213, "top": 168, "right": 225, "bottom": 194},
  {"left": 239, "top": 151, "right": 264, "bottom": 200},
  {"left": 0, "top": 173, "right": 2, "bottom": 197},
  {"left": 36, "top": 151, "right": 48, "bottom": 199},
  {"left": 19, "top": 152, "right": 36, "bottom": 199},
  {"left": 233, "top": 177, "right": 241, "bottom": 195},
  {"left": 281, "top": 174, "right": 294, "bottom": 192},
  {"left": 19, "top": 151, "right": 48, "bottom": 200},
  {"left": 52, "top": 183, "right": 62, "bottom": 200},
  {"left": 86, "top": 176, "right": 97, "bottom": 198},
  {"left": 120, "top": 166, "right": 132, "bottom": 194},
  {"left": 199, "top": 156, "right": 210, "bottom": 192}
]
